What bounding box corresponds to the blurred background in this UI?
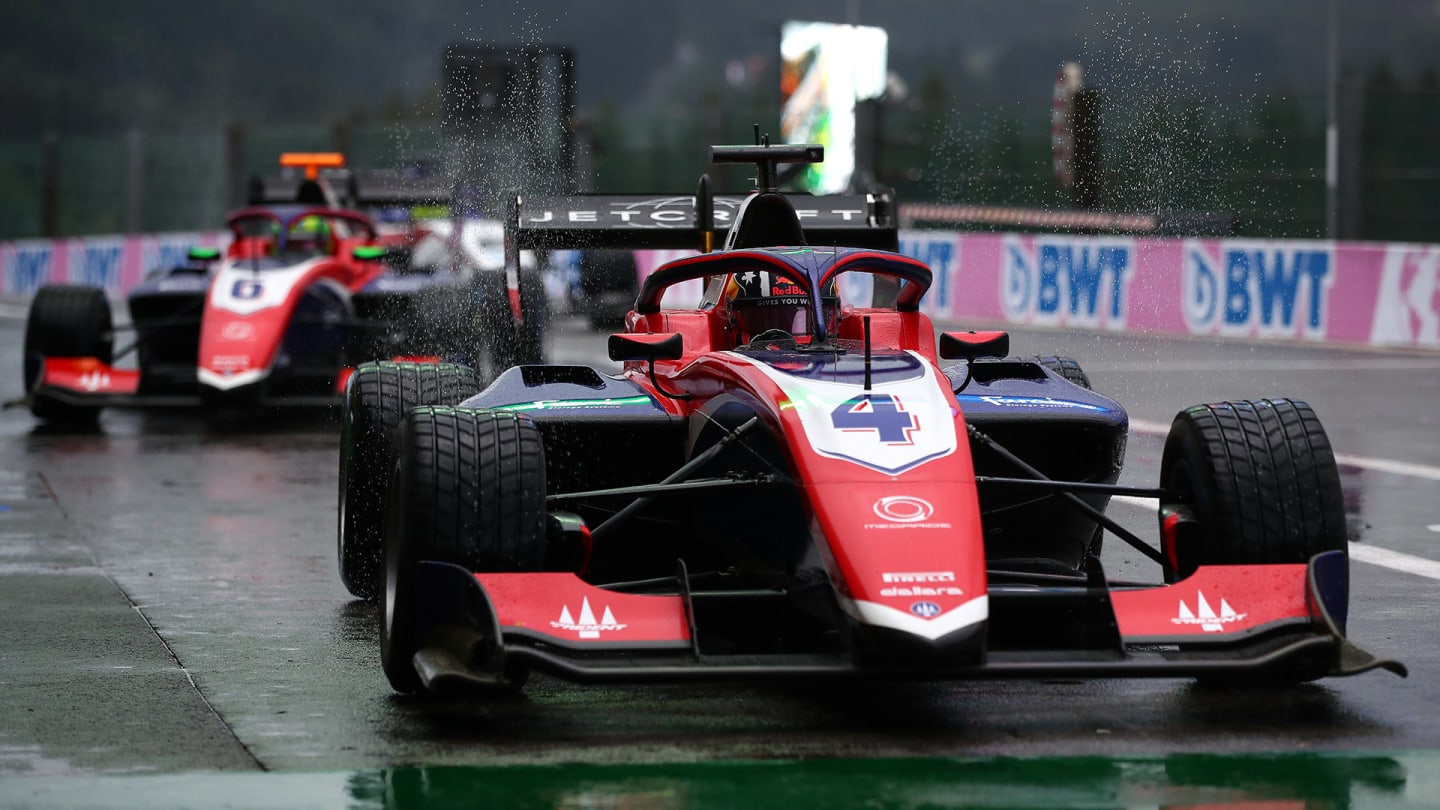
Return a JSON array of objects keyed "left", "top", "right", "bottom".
[{"left": 2, "top": 0, "right": 1437, "bottom": 242}]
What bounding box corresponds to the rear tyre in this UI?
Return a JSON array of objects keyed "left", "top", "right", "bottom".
[
  {"left": 1034, "top": 355, "right": 1092, "bottom": 389},
  {"left": 23, "top": 284, "right": 113, "bottom": 423},
  {"left": 380, "top": 407, "right": 548, "bottom": 693},
  {"left": 337, "top": 362, "right": 482, "bottom": 599},
  {"left": 1159, "top": 398, "right": 1347, "bottom": 577}
]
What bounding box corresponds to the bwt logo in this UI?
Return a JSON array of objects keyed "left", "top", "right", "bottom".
[
  {"left": 72, "top": 241, "right": 125, "bottom": 291},
  {"left": 5, "top": 246, "right": 54, "bottom": 295},
  {"left": 1183, "top": 242, "right": 1332, "bottom": 339},
  {"left": 900, "top": 236, "right": 954, "bottom": 314},
  {"left": 1001, "top": 236, "right": 1132, "bottom": 328},
  {"left": 144, "top": 239, "right": 197, "bottom": 272}
]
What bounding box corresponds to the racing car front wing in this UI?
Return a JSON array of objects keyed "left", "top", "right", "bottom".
[
  {"left": 25, "top": 356, "right": 403, "bottom": 410},
  {"left": 401, "top": 550, "right": 1406, "bottom": 694}
]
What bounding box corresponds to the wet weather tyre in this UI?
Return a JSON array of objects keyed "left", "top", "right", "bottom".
[
  {"left": 23, "top": 284, "right": 113, "bottom": 423},
  {"left": 381, "top": 407, "right": 548, "bottom": 693},
  {"left": 1034, "top": 355, "right": 1091, "bottom": 389},
  {"left": 337, "top": 361, "right": 483, "bottom": 600},
  {"left": 1159, "top": 398, "right": 1347, "bottom": 581}
]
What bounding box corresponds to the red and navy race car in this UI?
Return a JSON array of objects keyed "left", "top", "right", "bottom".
[
  {"left": 343, "top": 143, "right": 1405, "bottom": 693},
  {"left": 19, "top": 153, "right": 538, "bottom": 423}
]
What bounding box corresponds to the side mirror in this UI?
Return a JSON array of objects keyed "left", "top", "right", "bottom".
[
  {"left": 939, "top": 330, "right": 1010, "bottom": 360},
  {"left": 608, "top": 332, "right": 683, "bottom": 362}
]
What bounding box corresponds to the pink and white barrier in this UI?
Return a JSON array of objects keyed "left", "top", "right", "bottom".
[
  {"left": 6, "top": 230, "right": 1438, "bottom": 352},
  {"left": 1, "top": 232, "right": 227, "bottom": 298},
  {"left": 895, "top": 231, "right": 1438, "bottom": 351}
]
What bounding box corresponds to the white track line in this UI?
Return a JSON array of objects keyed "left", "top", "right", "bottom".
[
  {"left": 1348, "top": 544, "right": 1440, "bottom": 581},
  {"left": 1331, "top": 454, "right": 1440, "bottom": 483},
  {"left": 1130, "top": 418, "right": 1440, "bottom": 482},
  {"left": 1110, "top": 493, "right": 1440, "bottom": 582},
  {"left": 1125, "top": 418, "right": 1178, "bottom": 434}
]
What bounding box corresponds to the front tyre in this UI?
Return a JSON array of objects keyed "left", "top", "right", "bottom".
[
  {"left": 1159, "top": 398, "right": 1347, "bottom": 580},
  {"left": 1034, "top": 355, "right": 1092, "bottom": 389},
  {"left": 23, "top": 284, "right": 113, "bottom": 423},
  {"left": 380, "top": 407, "right": 548, "bottom": 693},
  {"left": 337, "top": 361, "right": 482, "bottom": 599}
]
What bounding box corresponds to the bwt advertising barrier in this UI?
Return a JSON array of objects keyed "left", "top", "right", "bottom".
[
  {"left": 4, "top": 230, "right": 1437, "bottom": 353},
  {"left": 895, "top": 232, "right": 1438, "bottom": 351},
  {"left": 1, "top": 232, "right": 227, "bottom": 297}
]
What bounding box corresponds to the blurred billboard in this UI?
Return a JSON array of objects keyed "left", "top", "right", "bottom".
[{"left": 779, "top": 21, "right": 888, "bottom": 194}]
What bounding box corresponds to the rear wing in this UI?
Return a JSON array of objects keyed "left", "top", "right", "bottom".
[
  {"left": 499, "top": 142, "right": 898, "bottom": 322},
  {"left": 247, "top": 152, "right": 347, "bottom": 206},
  {"left": 248, "top": 147, "right": 450, "bottom": 217},
  {"left": 499, "top": 189, "right": 897, "bottom": 323},
  {"left": 501, "top": 190, "right": 897, "bottom": 253},
  {"left": 248, "top": 170, "right": 449, "bottom": 206},
  {"left": 247, "top": 172, "right": 346, "bottom": 206}
]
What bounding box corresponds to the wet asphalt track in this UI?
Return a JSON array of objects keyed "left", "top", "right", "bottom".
[{"left": 1, "top": 302, "right": 1438, "bottom": 802}]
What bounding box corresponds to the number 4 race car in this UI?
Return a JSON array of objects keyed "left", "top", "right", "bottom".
[
  {"left": 342, "top": 142, "right": 1405, "bottom": 695},
  {"left": 18, "top": 153, "right": 537, "bottom": 424}
]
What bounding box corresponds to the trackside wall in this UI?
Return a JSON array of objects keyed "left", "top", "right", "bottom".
[
  {"left": 893, "top": 231, "right": 1438, "bottom": 352},
  {"left": 0, "top": 232, "right": 228, "bottom": 297},
  {"left": 4, "top": 230, "right": 1438, "bottom": 352}
]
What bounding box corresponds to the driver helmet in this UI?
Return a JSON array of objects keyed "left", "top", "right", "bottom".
[
  {"left": 285, "top": 214, "right": 334, "bottom": 256},
  {"left": 724, "top": 269, "right": 838, "bottom": 341}
]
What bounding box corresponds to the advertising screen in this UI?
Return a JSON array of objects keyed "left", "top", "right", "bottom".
[{"left": 780, "top": 21, "right": 888, "bottom": 194}]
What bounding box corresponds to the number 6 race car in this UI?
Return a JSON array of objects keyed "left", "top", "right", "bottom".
[
  {"left": 340, "top": 142, "right": 1406, "bottom": 694},
  {"left": 17, "top": 153, "right": 541, "bottom": 424}
]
